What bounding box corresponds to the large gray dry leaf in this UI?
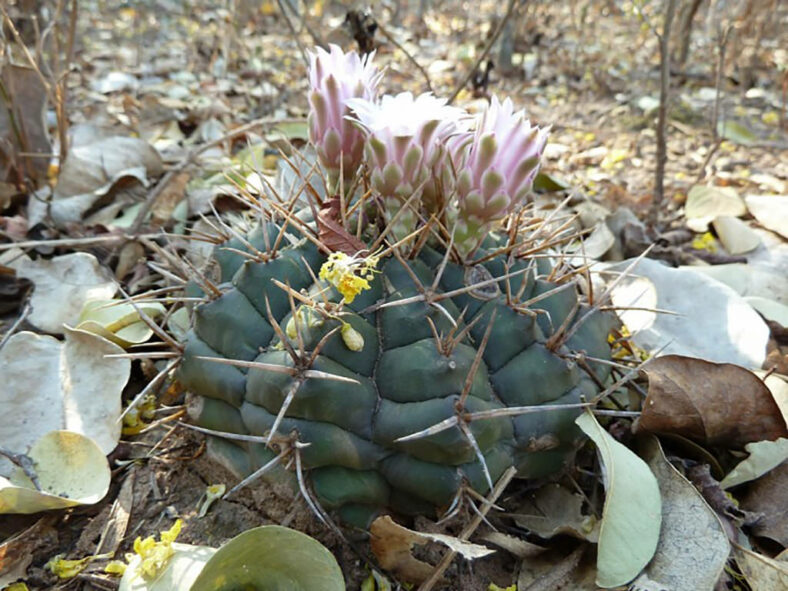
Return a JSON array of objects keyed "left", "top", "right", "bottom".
[
  {"left": 684, "top": 185, "right": 746, "bottom": 232},
  {"left": 0, "top": 329, "right": 129, "bottom": 475},
  {"left": 50, "top": 136, "right": 163, "bottom": 225},
  {"left": 606, "top": 257, "right": 769, "bottom": 367},
  {"left": 745, "top": 195, "right": 788, "bottom": 240},
  {"left": 633, "top": 436, "right": 729, "bottom": 591},
  {"left": 16, "top": 252, "right": 117, "bottom": 334}
]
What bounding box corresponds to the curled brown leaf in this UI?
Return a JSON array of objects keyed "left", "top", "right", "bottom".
[
  {"left": 317, "top": 196, "right": 367, "bottom": 255},
  {"left": 636, "top": 355, "right": 788, "bottom": 448}
]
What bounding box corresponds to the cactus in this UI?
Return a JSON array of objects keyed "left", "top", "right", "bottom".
[{"left": 177, "top": 47, "right": 618, "bottom": 528}]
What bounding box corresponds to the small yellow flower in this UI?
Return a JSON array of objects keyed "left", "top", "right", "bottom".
[
  {"left": 132, "top": 519, "right": 182, "bottom": 580},
  {"left": 319, "top": 251, "right": 379, "bottom": 304},
  {"left": 691, "top": 231, "right": 717, "bottom": 253},
  {"left": 46, "top": 555, "right": 93, "bottom": 579},
  {"left": 104, "top": 560, "right": 128, "bottom": 576},
  {"left": 608, "top": 325, "right": 649, "bottom": 361}
]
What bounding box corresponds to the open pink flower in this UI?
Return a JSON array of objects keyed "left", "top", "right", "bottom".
[
  {"left": 307, "top": 45, "right": 381, "bottom": 181},
  {"left": 453, "top": 96, "right": 548, "bottom": 255},
  {"left": 347, "top": 92, "right": 469, "bottom": 238}
]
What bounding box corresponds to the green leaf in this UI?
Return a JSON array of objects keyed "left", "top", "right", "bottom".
[
  {"left": 575, "top": 412, "right": 661, "bottom": 588},
  {"left": 721, "top": 438, "right": 788, "bottom": 489},
  {"left": 717, "top": 120, "right": 756, "bottom": 145},
  {"left": 533, "top": 172, "right": 569, "bottom": 193},
  {"left": 189, "top": 525, "right": 345, "bottom": 591}
]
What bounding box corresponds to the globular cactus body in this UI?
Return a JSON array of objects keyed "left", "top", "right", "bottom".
[
  {"left": 178, "top": 45, "right": 617, "bottom": 527},
  {"left": 179, "top": 223, "right": 616, "bottom": 525}
]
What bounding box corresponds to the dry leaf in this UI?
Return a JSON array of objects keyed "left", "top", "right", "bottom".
[
  {"left": 17, "top": 252, "right": 117, "bottom": 334},
  {"left": 734, "top": 545, "right": 788, "bottom": 590},
  {"left": 511, "top": 483, "right": 599, "bottom": 543},
  {"left": 637, "top": 355, "right": 788, "bottom": 447},
  {"left": 635, "top": 436, "right": 729, "bottom": 590},
  {"left": 51, "top": 136, "right": 163, "bottom": 226},
  {"left": 0, "top": 64, "right": 50, "bottom": 184},
  {"left": 739, "top": 462, "right": 788, "bottom": 547},
  {"left": 151, "top": 171, "right": 190, "bottom": 227},
  {"left": 745, "top": 195, "right": 788, "bottom": 240},
  {"left": 517, "top": 546, "right": 594, "bottom": 591},
  {"left": 0, "top": 430, "right": 111, "bottom": 514},
  {"left": 0, "top": 517, "right": 55, "bottom": 586},
  {"left": 95, "top": 468, "right": 136, "bottom": 555},
  {"left": 479, "top": 532, "right": 546, "bottom": 559},
  {"left": 317, "top": 196, "right": 367, "bottom": 255},
  {"left": 0, "top": 329, "right": 128, "bottom": 470},
  {"left": 369, "top": 515, "right": 494, "bottom": 584}
]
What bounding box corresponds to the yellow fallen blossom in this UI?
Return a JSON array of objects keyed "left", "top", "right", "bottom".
[
  {"left": 691, "top": 231, "right": 717, "bottom": 253},
  {"left": 132, "top": 519, "right": 182, "bottom": 580},
  {"left": 45, "top": 553, "right": 110, "bottom": 579},
  {"left": 319, "top": 251, "right": 380, "bottom": 304},
  {"left": 4, "top": 583, "right": 30, "bottom": 591},
  {"left": 197, "top": 483, "right": 226, "bottom": 517},
  {"left": 608, "top": 325, "right": 649, "bottom": 362},
  {"left": 104, "top": 560, "right": 128, "bottom": 576}
]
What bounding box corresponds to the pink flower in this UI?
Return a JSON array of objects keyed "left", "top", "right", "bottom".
[
  {"left": 307, "top": 45, "right": 381, "bottom": 181},
  {"left": 347, "top": 92, "right": 469, "bottom": 238},
  {"left": 453, "top": 96, "right": 548, "bottom": 255}
]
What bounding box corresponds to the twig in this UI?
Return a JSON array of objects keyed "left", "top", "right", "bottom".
[
  {"left": 0, "top": 302, "right": 31, "bottom": 351},
  {"left": 0, "top": 233, "right": 159, "bottom": 251},
  {"left": 694, "top": 25, "right": 732, "bottom": 184},
  {"left": 0, "top": 446, "right": 41, "bottom": 490},
  {"left": 417, "top": 467, "right": 517, "bottom": 591},
  {"left": 275, "top": 0, "right": 309, "bottom": 68},
  {"left": 129, "top": 117, "right": 300, "bottom": 233},
  {"left": 378, "top": 24, "right": 433, "bottom": 93},
  {"left": 648, "top": 0, "right": 678, "bottom": 226},
  {"left": 446, "top": 0, "right": 520, "bottom": 105},
  {"left": 278, "top": 0, "right": 327, "bottom": 49}
]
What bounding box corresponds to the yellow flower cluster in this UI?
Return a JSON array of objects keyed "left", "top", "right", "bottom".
[
  {"left": 691, "top": 231, "right": 717, "bottom": 253},
  {"left": 319, "top": 251, "right": 379, "bottom": 304},
  {"left": 131, "top": 519, "right": 182, "bottom": 579}
]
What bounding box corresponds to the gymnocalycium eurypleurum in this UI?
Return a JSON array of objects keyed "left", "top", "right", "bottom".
[{"left": 179, "top": 45, "right": 617, "bottom": 527}]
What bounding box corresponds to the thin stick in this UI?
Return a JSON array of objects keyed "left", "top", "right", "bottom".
[
  {"left": 378, "top": 24, "right": 433, "bottom": 92},
  {"left": 0, "top": 446, "right": 41, "bottom": 490},
  {"left": 130, "top": 117, "right": 300, "bottom": 233},
  {"left": 275, "top": 0, "right": 309, "bottom": 67},
  {"left": 446, "top": 0, "right": 520, "bottom": 105},
  {"left": 0, "top": 302, "right": 31, "bottom": 351},
  {"left": 648, "top": 0, "right": 678, "bottom": 226},
  {"left": 417, "top": 467, "right": 517, "bottom": 591},
  {"left": 0, "top": 233, "right": 158, "bottom": 251},
  {"left": 224, "top": 447, "right": 290, "bottom": 498}
]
